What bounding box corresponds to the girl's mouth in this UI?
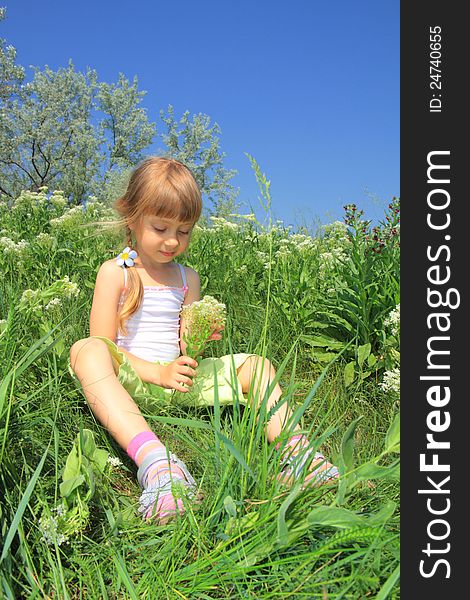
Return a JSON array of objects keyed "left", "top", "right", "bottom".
[{"left": 160, "top": 251, "right": 175, "bottom": 257}]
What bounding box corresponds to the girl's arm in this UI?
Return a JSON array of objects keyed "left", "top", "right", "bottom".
[
  {"left": 89, "top": 260, "right": 164, "bottom": 384},
  {"left": 179, "top": 267, "right": 201, "bottom": 355}
]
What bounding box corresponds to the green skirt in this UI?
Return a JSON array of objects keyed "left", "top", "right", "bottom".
[{"left": 68, "top": 335, "right": 253, "bottom": 410}]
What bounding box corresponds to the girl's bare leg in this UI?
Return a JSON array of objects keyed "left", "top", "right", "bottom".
[
  {"left": 69, "top": 337, "right": 157, "bottom": 450},
  {"left": 236, "top": 355, "right": 301, "bottom": 443},
  {"left": 237, "top": 355, "right": 338, "bottom": 485}
]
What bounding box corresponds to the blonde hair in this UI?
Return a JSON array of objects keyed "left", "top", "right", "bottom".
[{"left": 111, "top": 156, "right": 202, "bottom": 335}]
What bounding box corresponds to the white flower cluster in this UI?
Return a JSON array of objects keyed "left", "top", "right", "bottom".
[
  {"left": 182, "top": 295, "right": 226, "bottom": 359},
  {"left": 274, "top": 234, "right": 317, "bottom": 259},
  {"left": 61, "top": 275, "right": 80, "bottom": 298},
  {"left": 379, "top": 368, "right": 400, "bottom": 395},
  {"left": 36, "top": 232, "right": 55, "bottom": 249},
  {"left": 318, "top": 247, "right": 348, "bottom": 275},
  {"left": 256, "top": 250, "right": 273, "bottom": 269},
  {"left": 48, "top": 191, "right": 68, "bottom": 210},
  {"left": 182, "top": 295, "right": 226, "bottom": 333},
  {"left": 209, "top": 216, "right": 240, "bottom": 231},
  {"left": 20, "top": 288, "right": 41, "bottom": 305},
  {"left": 290, "top": 233, "right": 316, "bottom": 251},
  {"left": 0, "top": 236, "right": 30, "bottom": 259},
  {"left": 321, "top": 220, "right": 349, "bottom": 242},
  {"left": 11, "top": 190, "right": 48, "bottom": 211},
  {"left": 228, "top": 213, "right": 257, "bottom": 222},
  {"left": 107, "top": 456, "right": 123, "bottom": 468},
  {"left": 38, "top": 506, "right": 69, "bottom": 546},
  {"left": 49, "top": 206, "right": 85, "bottom": 229},
  {"left": 384, "top": 303, "right": 400, "bottom": 337},
  {"left": 45, "top": 297, "right": 62, "bottom": 311}
]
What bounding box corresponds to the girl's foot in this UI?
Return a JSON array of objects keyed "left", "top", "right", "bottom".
[
  {"left": 276, "top": 434, "right": 339, "bottom": 488},
  {"left": 137, "top": 449, "right": 198, "bottom": 523}
]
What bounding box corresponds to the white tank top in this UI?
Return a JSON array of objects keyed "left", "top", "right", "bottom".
[{"left": 116, "top": 263, "right": 188, "bottom": 363}]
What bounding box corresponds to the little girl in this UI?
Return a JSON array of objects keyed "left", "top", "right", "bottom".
[{"left": 69, "top": 157, "right": 338, "bottom": 524}]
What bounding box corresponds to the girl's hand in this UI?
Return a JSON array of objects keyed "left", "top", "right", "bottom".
[{"left": 155, "top": 356, "right": 198, "bottom": 393}]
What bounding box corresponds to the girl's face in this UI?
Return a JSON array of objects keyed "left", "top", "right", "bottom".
[{"left": 129, "top": 214, "right": 194, "bottom": 265}]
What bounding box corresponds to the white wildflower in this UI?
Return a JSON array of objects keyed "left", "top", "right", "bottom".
[
  {"left": 20, "top": 289, "right": 41, "bottom": 304},
  {"left": 45, "top": 297, "right": 62, "bottom": 311},
  {"left": 384, "top": 303, "right": 400, "bottom": 337},
  {"left": 107, "top": 456, "right": 123, "bottom": 468},
  {"left": 49, "top": 206, "right": 84, "bottom": 228},
  {"left": 54, "top": 504, "right": 66, "bottom": 517},
  {"left": 38, "top": 514, "right": 69, "bottom": 546},
  {"left": 181, "top": 295, "right": 226, "bottom": 359},
  {"left": 209, "top": 216, "right": 239, "bottom": 231},
  {"left": 379, "top": 368, "right": 400, "bottom": 395},
  {"left": 36, "top": 232, "right": 54, "bottom": 249},
  {"left": 61, "top": 276, "right": 80, "bottom": 298},
  {"left": 0, "top": 237, "right": 30, "bottom": 259},
  {"left": 275, "top": 246, "right": 291, "bottom": 259}
]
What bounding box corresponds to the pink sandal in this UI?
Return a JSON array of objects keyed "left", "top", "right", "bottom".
[
  {"left": 137, "top": 449, "right": 198, "bottom": 523},
  {"left": 276, "top": 434, "right": 339, "bottom": 487}
]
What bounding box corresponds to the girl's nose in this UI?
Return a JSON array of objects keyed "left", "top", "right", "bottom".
[{"left": 164, "top": 234, "right": 179, "bottom": 248}]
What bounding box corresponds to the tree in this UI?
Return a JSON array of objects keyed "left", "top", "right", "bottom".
[
  {"left": 0, "top": 59, "right": 156, "bottom": 203},
  {"left": 0, "top": 14, "right": 238, "bottom": 215},
  {"left": 0, "top": 7, "right": 25, "bottom": 103},
  {"left": 159, "top": 105, "right": 240, "bottom": 216}
]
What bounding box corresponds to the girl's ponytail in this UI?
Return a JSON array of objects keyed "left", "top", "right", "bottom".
[{"left": 116, "top": 226, "right": 144, "bottom": 337}]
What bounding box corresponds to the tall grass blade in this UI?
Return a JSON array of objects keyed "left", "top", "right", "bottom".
[
  {"left": 0, "top": 443, "right": 49, "bottom": 563},
  {"left": 375, "top": 564, "right": 400, "bottom": 599}
]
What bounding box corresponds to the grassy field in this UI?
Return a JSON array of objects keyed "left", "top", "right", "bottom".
[{"left": 0, "top": 177, "right": 400, "bottom": 598}]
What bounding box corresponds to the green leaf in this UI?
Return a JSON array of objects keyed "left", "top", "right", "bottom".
[
  {"left": 357, "top": 343, "right": 371, "bottom": 368},
  {"left": 62, "top": 447, "right": 81, "bottom": 481},
  {"left": 307, "top": 505, "right": 365, "bottom": 529},
  {"left": 375, "top": 564, "right": 400, "bottom": 600},
  {"left": 277, "top": 483, "right": 303, "bottom": 546},
  {"left": 336, "top": 416, "right": 362, "bottom": 504},
  {"left": 301, "top": 335, "right": 346, "bottom": 350},
  {"left": 367, "top": 500, "right": 397, "bottom": 526},
  {"left": 223, "top": 495, "right": 237, "bottom": 518},
  {"left": 0, "top": 444, "right": 49, "bottom": 563},
  {"left": 215, "top": 432, "right": 255, "bottom": 480},
  {"left": 310, "top": 350, "right": 338, "bottom": 364},
  {"left": 367, "top": 353, "right": 377, "bottom": 367},
  {"left": 355, "top": 461, "right": 400, "bottom": 482},
  {"left": 384, "top": 412, "right": 400, "bottom": 454},
  {"left": 341, "top": 417, "right": 361, "bottom": 473},
  {"left": 80, "top": 429, "right": 97, "bottom": 457},
  {"left": 93, "top": 448, "right": 109, "bottom": 473},
  {"left": 343, "top": 361, "right": 355, "bottom": 387},
  {"left": 60, "top": 474, "right": 85, "bottom": 499}
]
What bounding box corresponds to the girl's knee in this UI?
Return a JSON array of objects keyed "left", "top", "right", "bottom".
[
  {"left": 244, "top": 355, "right": 275, "bottom": 376},
  {"left": 69, "top": 337, "right": 108, "bottom": 368}
]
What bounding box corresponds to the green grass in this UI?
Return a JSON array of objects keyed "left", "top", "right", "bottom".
[{"left": 0, "top": 187, "right": 400, "bottom": 598}]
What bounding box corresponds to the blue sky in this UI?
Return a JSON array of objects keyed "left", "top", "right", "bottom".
[{"left": 2, "top": 1, "right": 399, "bottom": 229}]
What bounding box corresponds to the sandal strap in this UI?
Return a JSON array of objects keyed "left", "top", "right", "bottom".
[
  {"left": 137, "top": 448, "right": 197, "bottom": 490},
  {"left": 279, "top": 436, "right": 339, "bottom": 481},
  {"left": 138, "top": 472, "right": 196, "bottom": 516}
]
